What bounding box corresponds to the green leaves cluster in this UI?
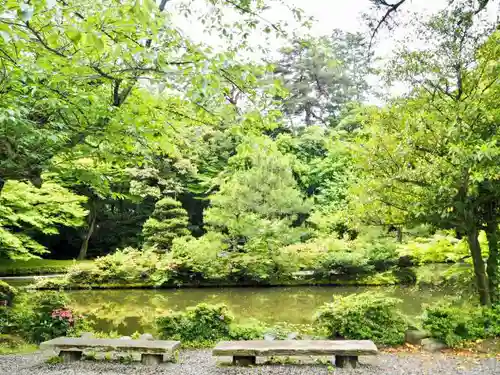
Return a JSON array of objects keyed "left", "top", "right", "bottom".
[
  {"left": 315, "top": 292, "right": 407, "bottom": 345},
  {"left": 142, "top": 197, "right": 190, "bottom": 251},
  {"left": 0, "top": 181, "right": 87, "bottom": 259}
]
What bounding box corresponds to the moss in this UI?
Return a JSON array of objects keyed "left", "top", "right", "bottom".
[
  {"left": 0, "top": 335, "right": 37, "bottom": 354},
  {"left": 0, "top": 280, "right": 17, "bottom": 305},
  {"left": 0, "top": 259, "right": 94, "bottom": 276},
  {"left": 32, "top": 271, "right": 411, "bottom": 290}
]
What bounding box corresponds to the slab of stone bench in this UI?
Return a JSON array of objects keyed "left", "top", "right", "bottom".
[
  {"left": 40, "top": 337, "right": 180, "bottom": 364},
  {"left": 213, "top": 340, "right": 378, "bottom": 368}
]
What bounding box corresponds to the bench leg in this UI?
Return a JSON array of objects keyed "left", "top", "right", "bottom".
[
  {"left": 233, "top": 356, "right": 256, "bottom": 366},
  {"left": 59, "top": 351, "right": 82, "bottom": 363},
  {"left": 141, "top": 353, "right": 163, "bottom": 365},
  {"left": 335, "top": 355, "right": 358, "bottom": 368}
]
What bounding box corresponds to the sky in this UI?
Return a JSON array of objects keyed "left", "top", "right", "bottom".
[{"left": 168, "top": 0, "right": 499, "bottom": 101}]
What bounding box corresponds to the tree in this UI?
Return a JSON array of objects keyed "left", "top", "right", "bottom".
[
  {"left": 142, "top": 197, "right": 190, "bottom": 251},
  {"left": 271, "top": 31, "right": 370, "bottom": 127},
  {"left": 0, "top": 0, "right": 281, "bottom": 194},
  {"left": 205, "top": 136, "right": 312, "bottom": 253},
  {"left": 368, "top": 0, "right": 495, "bottom": 48},
  {"left": 0, "top": 180, "right": 87, "bottom": 259},
  {"left": 352, "top": 20, "right": 500, "bottom": 306}
]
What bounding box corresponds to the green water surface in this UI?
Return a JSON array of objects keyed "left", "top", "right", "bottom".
[{"left": 31, "top": 286, "right": 456, "bottom": 334}]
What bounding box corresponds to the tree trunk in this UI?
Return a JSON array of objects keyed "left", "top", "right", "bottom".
[
  {"left": 78, "top": 203, "right": 96, "bottom": 260},
  {"left": 486, "top": 219, "right": 499, "bottom": 305},
  {"left": 396, "top": 227, "right": 403, "bottom": 243},
  {"left": 467, "top": 228, "right": 491, "bottom": 306},
  {"left": 0, "top": 177, "right": 4, "bottom": 195}
]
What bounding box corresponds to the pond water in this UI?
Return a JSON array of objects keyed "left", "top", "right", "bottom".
[{"left": 4, "top": 279, "right": 456, "bottom": 335}]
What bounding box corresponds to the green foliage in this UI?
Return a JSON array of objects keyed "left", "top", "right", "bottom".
[
  {"left": 46, "top": 356, "right": 64, "bottom": 364},
  {"left": 0, "top": 280, "right": 17, "bottom": 306},
  {"left": 0, "top": 334, "right": 37, "bottom": 355},
  {"left": 156, "top": 303, "right": 233, "bottom": 344},
  {"left": 0, "top": 181, "right": 87, "bottom": 259},
  {"left": 205, "top": 137, "right": 312, "bottom": 253},
  {"left": 60, "top": 247, "right": 169, "bottom": 286},
  {"left": 1, "top": 292, "right": 91, "bottom": 344},
  {"left": 422, "top": 301, "right": 500, "bottom": 347},
  {"left": 228, "top": 320, "right": 268, "bottom": 340},
  {"left": 0, "top": 259, "right": 94, "bottom": 276},
  {"left": 315, "top": 292, "right": 407, "bottom": 345},
  {"left": 398, "top": 234, "right": 471, "bottom": 265},
  {"left": 170, "top": 233, "right": 230, "bottom": 281},
  {"left": 156, "top": 303, "right": 308, "bottom": 346},
  {"left": 142, "top": 197, "right": 190, "bottom": 251},
  {"left": 272, "top": 31, "right": 370, "bottom": 127}
]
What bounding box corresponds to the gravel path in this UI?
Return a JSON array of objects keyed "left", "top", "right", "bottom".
[{"left": 1, "top": 350, "right": 499, "bottom": 375}]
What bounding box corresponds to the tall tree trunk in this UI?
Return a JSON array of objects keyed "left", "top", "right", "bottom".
[
  {"left": 467, "top": 228, "right": 491, "bottom": 306},
  {"left": 486, "top": 219, "right": 499, "bottom": 305},
  {"left": 78, "top": 203, "right": 97, "bottom": 260}
]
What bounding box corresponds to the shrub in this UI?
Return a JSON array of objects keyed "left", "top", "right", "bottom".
[
  {"left": 170, "top": 233, "right": 231, "bottom": 282},
  {"left": 0, "top": 281, "right": 17, "bottom": 306},
  {"left": 228, "top": 319, "right": 268, "bottom": 340},
  {"left": 422, "top": 302, "right": 500, "bottom": 347},
  {"left": 142, "top": 197, "right": 190, "bottom": 251},
  {"left": 156, "top": 303, "right": 233, "bottom": 344},
  {"left": 314, "top": 292, "right": 407, "bottom": 345},
  {"left": 15, "top": 292, "right": 91, "bottom": 343}
]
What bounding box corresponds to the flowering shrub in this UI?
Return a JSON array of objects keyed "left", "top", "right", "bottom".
[{"left": 20, "top": 292, "right": 89, "bottom": 343}]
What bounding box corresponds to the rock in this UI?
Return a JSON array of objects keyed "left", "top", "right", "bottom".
[
  {"left": 80, "top": 332, "right": 95, "bottom": 339},
  {"left": 139, "top": 333, "right": 154, "bottom": 341},
  {"left": 119, "top": 336, "right": 132, "bottom": 340},
  {"left": 264, "top": 333, "right": 275, "bottom": 341},
  {"left": 286, "top": 332, "right": 298, "bottom": 340},
  {"left": 421, "top": 338, "right": 447, "bottom": 352},
  {"left": 405, "top": 330, "right": 430, "bottom": 345}
]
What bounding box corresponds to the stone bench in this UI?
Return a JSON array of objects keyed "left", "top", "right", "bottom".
[
  {"left": 40, "top": 336, "right": 181, "bottom": 365},
  {"left": 212, "top": 340, "right": 378, "bottom": 368}
]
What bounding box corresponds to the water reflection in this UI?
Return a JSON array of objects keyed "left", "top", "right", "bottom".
[{"left": 59, "top": 286, "right": 451, "bottom": 335}]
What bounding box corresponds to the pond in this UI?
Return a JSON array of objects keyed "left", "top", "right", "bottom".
[{"left": 4, "top": 278, "right": 456, "bottom": 335}]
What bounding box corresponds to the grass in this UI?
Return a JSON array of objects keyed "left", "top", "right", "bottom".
[
  {"left": 0, "top": 259, "right": 94, "bottom": 276},
  {"left": 0, "top": 335, "right": 38, "bottom": 355}
]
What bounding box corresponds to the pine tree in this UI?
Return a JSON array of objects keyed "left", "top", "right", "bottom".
[{"left": 142, "top": 197, "right": 190, "bottom": 251}]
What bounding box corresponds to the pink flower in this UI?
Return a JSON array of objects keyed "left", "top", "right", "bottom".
[{"left": 219, "top": 315, "right": 224, "bottom": 321}]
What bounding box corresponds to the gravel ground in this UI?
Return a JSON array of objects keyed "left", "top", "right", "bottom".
[{"left": 0, "top": 350, "right": 499, "bottom": 375}]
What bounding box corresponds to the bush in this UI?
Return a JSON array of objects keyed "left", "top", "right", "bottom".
[
  {"left": 170, "top": 233, "right": 231, "bottom": 282},
  {"left": 422, "top": 302, "right": 500, "bottom": 347},
  {"left": 156, "top": 303, "right": 233, "bottom": 344},
  {"left": 0, "top": 280, "right": 17, "bottom": 306},
  {"left": 12, "top": 292, "right": 91, "bottom": 343},
  {"left": 314, "top": 292, "right": 407, "bottom": 345},
  {"left": 142, "top": 197, "right": 190, "bottom": 251},
  {"left": 228, "top": 319, "right": 268, "bottom": 340}
]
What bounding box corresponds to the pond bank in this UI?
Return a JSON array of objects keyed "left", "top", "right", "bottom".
[{"left": 2, "top": 350, "right": 498, "bottom": 375}]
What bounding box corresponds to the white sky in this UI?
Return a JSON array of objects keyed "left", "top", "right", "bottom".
[{"left": 168, "top": 0, "right": 499, "bottom": 101}]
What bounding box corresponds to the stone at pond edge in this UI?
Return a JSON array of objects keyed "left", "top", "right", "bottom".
[
  {"left": 119, "top": 336, "right": 132, "bottom": 340},
  {"left": 421, "top": 338, "right": 447, "bottom": 352},
  {"left": 80, "top": 332, "right": 94, "bottom": 339},
  {"left": 405, "top": 330, "right": 430, "bottom": 345},
  {"left": 139, "top": 333, "right": 154, "bottom": 341}
]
